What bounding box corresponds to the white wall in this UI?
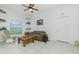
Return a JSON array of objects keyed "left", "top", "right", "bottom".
[
  {"left": 32, "top": 4, "right": 79, "bottom": 44},
  {"left": 0, "top": 5, "right": 25, "bottom": 35}
]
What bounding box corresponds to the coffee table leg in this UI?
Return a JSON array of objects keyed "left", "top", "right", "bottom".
[
  {"left": 18, "top": 38, "right": 20, "bottom": 44},
  {"left": 23, "top": 41, "right": 26, "bottom": 47},
  {"left": 32, "top": 39, "right": 34, "bottom": 43}
]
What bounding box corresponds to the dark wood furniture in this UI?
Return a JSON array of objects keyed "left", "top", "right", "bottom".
[
  {"left": 18, "top": 35, "right": 35, "bottom": 47},
  {"left": 25, "top": 31, "right": 49, "bottom": 43}
]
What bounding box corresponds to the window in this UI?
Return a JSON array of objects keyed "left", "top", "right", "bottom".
[{"left": 10, "top": 20, "right": 22, "bottom": 35}]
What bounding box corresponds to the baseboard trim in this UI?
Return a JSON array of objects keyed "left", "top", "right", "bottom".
[{"left": 56, "top": 40, "right": 70, "bottom": 44}]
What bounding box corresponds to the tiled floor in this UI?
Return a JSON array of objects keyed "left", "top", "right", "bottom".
[{"left": 0, "top": 40, "right": 79, "bottom": 54}]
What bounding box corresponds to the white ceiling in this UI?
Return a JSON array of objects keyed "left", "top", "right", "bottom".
[{"left": 0, "top": 4, "right": 61, "bottom": 17}]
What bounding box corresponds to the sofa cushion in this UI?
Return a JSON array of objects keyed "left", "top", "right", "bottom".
[{"left": 33, "top": 31, "right": 46, "bottom": 34}]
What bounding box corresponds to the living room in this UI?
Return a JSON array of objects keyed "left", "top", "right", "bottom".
[{"left": 0, "top": 4, "right": 79, "bottom": 54}]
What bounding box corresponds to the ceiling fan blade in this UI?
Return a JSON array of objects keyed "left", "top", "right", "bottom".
[
  {"left": 24, "top": 9, "right": 29, "bottom": 11},
  {"left": 32, "top": 8, "right": 39, "bottom": 11},
  {"left": 29, "top": 4, "right": 35, "bottom": 7},
  {"left": 22, "top": 4, "right": 28, "bottom": 7}
]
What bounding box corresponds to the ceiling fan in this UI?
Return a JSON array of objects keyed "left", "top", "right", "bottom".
[{"left": 22, "top": 4, "right": 39, "bottom": 13}]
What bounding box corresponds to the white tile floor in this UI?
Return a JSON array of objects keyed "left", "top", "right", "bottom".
[{"left": 0, "top": 40, "right": 79, "bottom": 54}]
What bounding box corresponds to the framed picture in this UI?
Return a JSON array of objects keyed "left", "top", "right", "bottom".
[{"left": 37, "top": 19, "right": 43, "bottom": 25}]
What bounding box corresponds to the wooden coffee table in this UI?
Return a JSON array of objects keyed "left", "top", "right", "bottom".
[{"left": 18, "top": 35, "right": 35, "bottom": 47}]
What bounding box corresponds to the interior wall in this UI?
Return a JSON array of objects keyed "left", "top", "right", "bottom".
[
  {"left": 0, "top": 6, "right": 25, "bottom": 35},
  {"left": 32, "top": 4, "right": 79, "bottom": 44}
]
